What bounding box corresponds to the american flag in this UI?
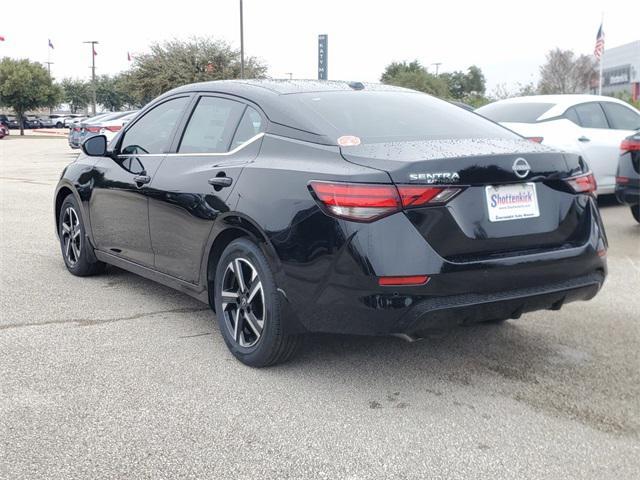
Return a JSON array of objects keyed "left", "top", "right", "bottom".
[{"left": 594, "top": 23, "right": 605, "bottom": 59}]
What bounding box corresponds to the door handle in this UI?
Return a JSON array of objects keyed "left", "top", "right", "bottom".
[
  {"left": 133, "top": 174, "right": 151, "bottom": 185},
  {"left": 208, "top": 176, "right": 233, "bottom": 188},
  {"left": 578, "top": 136, "right": 591, "bottom": 142}
]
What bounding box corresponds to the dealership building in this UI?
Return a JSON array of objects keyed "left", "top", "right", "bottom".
[{"left": 594, "top": 40, "right": 640, "bottom": 100}]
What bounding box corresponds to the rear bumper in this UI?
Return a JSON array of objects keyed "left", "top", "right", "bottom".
[
  {"left": 398, "top": 273, "right": 603, "bottom": 333},
  {"left": 615, "top": 181, "right": 640, "bottom": 205}
]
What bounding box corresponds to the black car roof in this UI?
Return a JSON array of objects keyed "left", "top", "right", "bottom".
[{"left": 161, "top": 79, "right": 414, "bottom": 145}]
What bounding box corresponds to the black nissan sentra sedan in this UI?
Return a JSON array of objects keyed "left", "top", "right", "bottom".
[{"left": 54, "top": 80, "right": 607, "bottom": 366}]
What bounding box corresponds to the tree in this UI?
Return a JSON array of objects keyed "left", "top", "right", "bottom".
[
  {"left": 126, "top": 37, "right": 267, "bottom": 105},
  {"left": 60, "top": 78, "right": 91, "bottom": 114},
  {"left": 0, "top": 58, "right": 62, "bottom": 135},
  {"left": 538, "top": 49, "right": 596, "bottom": 94},
  {"left": 441, "top": 65, "right": 486, "bottom": 100},
  {"left": 380, "top": 60, "right": 449, "bottom": 97},
  {"left": 95, "top": 74, "right": 139, "bottom": 111}
]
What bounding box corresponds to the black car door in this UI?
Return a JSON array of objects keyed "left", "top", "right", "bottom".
[
  {"left": 148, "top": 95, "right": 266, "bottom": 283},
  {"left": 89, "top": 96, "right": 191, "bottom": 266}
]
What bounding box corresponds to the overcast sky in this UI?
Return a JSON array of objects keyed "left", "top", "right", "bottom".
[{"left": 2, "top": 0, "right": 638, "bottom": 94}]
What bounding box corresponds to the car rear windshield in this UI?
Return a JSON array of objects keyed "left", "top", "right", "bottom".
[
  {"left": 285, "top": 91, "right": 519, "bottom": 144},
  {"left": 476, "top": 102, "right": 555, "bottom": 123}
]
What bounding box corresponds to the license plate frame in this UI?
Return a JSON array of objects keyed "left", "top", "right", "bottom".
[{"left": 485, "top": 183, "right": 540, "bottom": 222}]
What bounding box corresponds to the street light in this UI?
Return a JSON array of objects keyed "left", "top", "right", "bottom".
[
  {"left": 239, "top": 0, "right": 245, "bottom": 79},
  {"left": 83, "top": 41, "right": 99, "bottom": 115}
]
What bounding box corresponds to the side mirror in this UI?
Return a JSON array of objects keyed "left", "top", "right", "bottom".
[{"left": 82, "top": 135, "right": 108, "bottom": 157}]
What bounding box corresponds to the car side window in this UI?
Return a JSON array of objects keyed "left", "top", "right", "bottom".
[
  {"left": 564, "top": 107, "right": 581, "bottom": 125},
  {"left": 231, "top": 106, "right": 264, "bottom": 148},
  {"left": 600, "top": 102, "right": 640, "bottom": 130},
  {"left": 178, "top": 97, "right": 245, "bottom": 153},
  {"left": 572, "top": 103, "right": 609, "bottom": 129},
  {"left": 120, "top": 97, "right": 189, "bottom": 155}
]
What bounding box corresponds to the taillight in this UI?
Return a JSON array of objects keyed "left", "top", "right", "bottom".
[
  {"left": 308, "top": 181, "right": 462, "bottom": 222},
  {"left": 525, "top": 136, "right": 544, "bottom": 143},
  {"left": 86, "top": 126, "right": 100, "bottom": 133},
  {"left": 379, "top": 275, "right": 429, "bottom": 286},
  {"left": 620, "top": 138, "right": 640, "bottom": 153},
  {"left": 104, "top": 126, "right": 121, "bottom": 132},
  {"left": 616, "top": 176, "right": 630, "bottom": 184},
  {"left": 566, "top": 172, "right": 597, "bottom": 194}
]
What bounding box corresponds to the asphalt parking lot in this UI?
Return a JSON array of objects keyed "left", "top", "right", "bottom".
[{"left": 1, "top": 137, "right": 639, "bottom": 479}]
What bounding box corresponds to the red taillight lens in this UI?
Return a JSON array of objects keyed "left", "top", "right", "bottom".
[
  {"left": 566, "top": 172, "right": 597, "bottom": 194},
  {"left": 525, "top": 136, "right": 544, "bottom": 143},
  {"left": 86, "top": 126, "right": 100, "bottom": 133},
  {"left": 379, "top": 275, "right": 429, "bottom": 286},
  {"left": 309, "top": 181, "right": 462, "bottom": 222},
  {"left": 73, "top": 127, "right": 80, "bottom": 132},
  {"left": 616, "top": 176, "right": 630, "bottom": 184},
  {"left": 309, "top": 181, "right": 400, "bottom": 221},
  {"left": 104, "top": 126, "right": 121, "bottom": 132},
  {"left": 620, "top": 138, "right": 640, "bottom": 153}
]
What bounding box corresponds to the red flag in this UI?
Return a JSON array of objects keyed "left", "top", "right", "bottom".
[{"left": 0, "top": 35, "right": 5, "bottom": 41}]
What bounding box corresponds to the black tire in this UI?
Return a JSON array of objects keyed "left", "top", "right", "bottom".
[
  {"left": 214, "top": 238, "right": 301, "bottom": 367},
  {"left": 58, "top": 194, "right": 106, "bottom": 276},
  {"left": 55, "top": 122, "right": 63, "bottom": 128},
  {"left": 631, "top": 205, "right": 640, "bottom": 224}
]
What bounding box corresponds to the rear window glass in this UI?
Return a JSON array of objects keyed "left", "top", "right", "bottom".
[
  {"left": 476, "top": 102, "right": 555, "bottom": 123},
  {"left": 285, "top": 91, "right": 518, "bottom": 144}
]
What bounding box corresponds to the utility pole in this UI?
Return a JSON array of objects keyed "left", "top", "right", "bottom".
[
  {"left": 285, "top": 72, "right": 293, "bottom": 80},
  {"left": 239, "top": 0, "right": 245, "bottom": 79},
  {"left": 83, "top": 41, "right": 98, "bottom": 115},
  {"left": 431, "top": 62, "right": 442, "bottom": 76},
  {"left": 44, "top": 61, "right": 54, "bottom": 115}
]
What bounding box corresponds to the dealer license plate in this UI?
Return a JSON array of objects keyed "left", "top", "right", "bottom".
[{"left": 485, "top": 183, "right": 540, "bottom": 222}]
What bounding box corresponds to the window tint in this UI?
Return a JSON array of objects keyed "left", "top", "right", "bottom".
[
  {"left": 231, "top": 106, "right": 264, "bottom": 148},
  {"left": 179, "top": 97, "right": 245, "bottom": 153},
  {"left": 572, "top": 103, "right": 608, "bottom": 129},
  {"left": 288, "top": 91, "right": 518, "bottom": 143},
  {"left": 476, "top": 102, "right": 555, "bottom": 123},
  {"left": 564, "top": 107, "right": 581, "bottom": 125},
  {"left": 601, "top": 102, "right": 640, "bottom": 130},
  {"left": 120, "top": 97, "right": 189, "bottom": 155}
]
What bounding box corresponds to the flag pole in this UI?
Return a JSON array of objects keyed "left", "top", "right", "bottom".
[{"left": 598, "top": 12, "right": 604, "bottom": 96}]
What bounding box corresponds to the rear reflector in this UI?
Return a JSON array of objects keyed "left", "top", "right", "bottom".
[
  {"left": 566, "top": 172, "right": 597, "bottom": 194},
  {"left": 525, "top": 136, "right": 544, "bottom": 143},
  {"left": 616, "top": 176, "right": 630, "bottom": 184},
  {"left": 620, "top": 138, "right": 640, "bottom": 153},
  {"left": 309, "top": 181, "right": 463, "bottom": 222},
  {"left": 378, "top": 275, "right": 429, "bottom": 286}
]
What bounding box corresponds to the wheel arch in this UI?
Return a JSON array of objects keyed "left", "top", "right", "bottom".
[
  {"left": 204, "top": 214, "right": 281, "bottom": 310},
  {"left": 54, "top": 184, "right": 77, "bottom": 237}
]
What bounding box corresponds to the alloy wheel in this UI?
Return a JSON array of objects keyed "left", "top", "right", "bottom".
[
  {"left": 220, "top": 257, "right": 265, "bottom": 348},
  {"left": 61, "top": 206, "right": 82, "bottom": 266}
]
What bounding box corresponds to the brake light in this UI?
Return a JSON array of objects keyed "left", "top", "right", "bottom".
[
  {"left": 308, "top": 181, "right": 462, "bottom": 222},
  {"left": 85, "top": 127, "right": 100, "bottom": 133},
  {"left": 379, "top": 275, "right": 429, "bottom": 286},
  {"left": 620, "top": 138, "right": 640, "bottom": 153},
  {"left": 566, "top": 172, "right": 597, "bottom": 194},
  {"left": 616, "top": 176, "right": 630, "bottom": 184},
  {"left": 104, "top": 126, "right": 122, "bottom": 132},
  {"left": 525, "top": 136, "right": 544, "bottom": 143}
]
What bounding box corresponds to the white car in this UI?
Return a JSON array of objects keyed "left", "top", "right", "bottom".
[
  {"left": 476, "top": 95, "right": 640, "bottom": 194},
  {"left": 98, "top": 111, "right": 138, "bottom": 143}
]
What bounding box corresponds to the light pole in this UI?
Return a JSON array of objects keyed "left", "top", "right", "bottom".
[
  {"left": 83, "top": 41, "right": 99, "bottom": 115},
  {"left": 285, "top": 72, "right": 293, "bottom": 80},
  {"left": 431, "top": 62, "right": 442, "bottom": 76},
  {"left": 44, "top": 61, "right": 54, "bottom": 115},
  {"left": 239, "top": 0, "right": 245, "bottom": 79}
]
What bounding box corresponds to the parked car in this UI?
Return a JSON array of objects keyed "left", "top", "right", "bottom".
[
  {"left": 37, "top": 117, "right": 55, "bottom": 128},
  {"left": 0, "top": 114, "right": 10, "bottom": 128},
  {"left": 68, "top": 113, "right": 111, "bottom": 149},
  {"left": 50, "top": 114, "right": 84, "bottom": 128},
  {"left": 55, "top": 80, "right": 607, "bottom": 367},
  {"left": 476, "top": 95, "right": 640, "bottom": 195},
  {"left": 0, "top": 123, "right": 9, "bottom": 139},
  {"left": 6, "top": 115, "right": 39, "bottom": 129},
  {"left": 615, "top": 132, "right": 640, "bottom": 223},
  {"left": 96, "top": 110, "right": 138, "bottom": 143},
  {"left": 70, "top": 111, "right": 136, "bottom": 149}
]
